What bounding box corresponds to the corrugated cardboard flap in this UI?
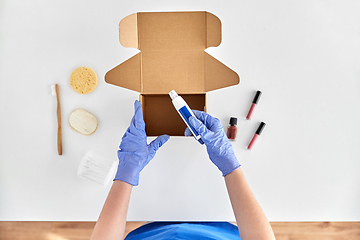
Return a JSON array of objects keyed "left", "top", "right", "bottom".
[
  {"left": 120, "top": 11, "right": 221, "bottom": 51},
  {"left": 105, "top": 11, "right": 239, "bottom": 94},
  {"left": 105, "top": 53, "right": 141, "bottom": 92},
  {"left": 204, "top": 53, "right": 240, "bottom": 91},
  {"left": 119, "top": 13, "right": 138, "bottom": 48}
]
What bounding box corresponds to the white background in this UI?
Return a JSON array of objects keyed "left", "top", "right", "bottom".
[{"left": 0, "top": 0, "right": 359, "bottom": 221}]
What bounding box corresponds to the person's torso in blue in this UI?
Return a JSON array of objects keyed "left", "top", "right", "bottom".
[{"left": 125, "top": 222, "right": 241, "bottom": 240}]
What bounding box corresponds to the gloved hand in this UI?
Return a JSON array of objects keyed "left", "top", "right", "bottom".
[
  {"left": 114, "top": 100, "right": 170, "bottom": 186},
  {"left": 184, "top": 110, "right": 240, "bottom": 176}
]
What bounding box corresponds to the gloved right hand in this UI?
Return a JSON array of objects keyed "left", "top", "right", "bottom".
[{"left": 184, "top": 110, "right": 240, "bottom": 176}]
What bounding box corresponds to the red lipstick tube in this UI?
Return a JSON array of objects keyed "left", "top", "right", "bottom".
[
  {"left": 246, "top": 90, "right": 262, "bottom": 120},
  {"left": 248, "top": 122, "right": 266, "bottom": 150}
]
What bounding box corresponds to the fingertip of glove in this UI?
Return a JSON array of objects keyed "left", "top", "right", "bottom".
[
  {"left": 151, "top": 135, "right": 170, "bottom": 151},
  {"left": 134, "top": 100, "right": 142, "bottom": 111},
  {"left": 192, "top": 110, "right": 207, "bottom": 121},
  {"left": 160, "top": 134, "right": 170, "bottom": 142},
  {"left": 189, "top": 116, "right": 203, "bottom": 131},
  {"left": 184, "top": 127, "right": 192, "bottom": 136},
  {"left": 191, "top": 109, "right": 201, "bottom": 115},
  {"left": 189, "top": 116, "right": 197, "bottom": 125}
]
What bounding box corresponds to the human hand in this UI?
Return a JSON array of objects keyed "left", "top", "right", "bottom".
[
  {"left": 184, "top": 110, "right": 240, "bottom": 176},
  {"left": 114, "top": 100, "right": 170, "bottom": 186}
]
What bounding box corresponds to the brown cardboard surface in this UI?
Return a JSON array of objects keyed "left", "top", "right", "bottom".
[
  {"left": 141, "top": 94, "right": 206, "bottom": 136},
  {"left": 119, "top": 13, "right": 138, "bottom": 49},
  {"left": 105, "top": 53, "right": 141, "bottom": 92},
  {"left": 142, "top": 51, "right": 205, "bottom": 94},
  {"left": 105, "top": 11, "right": 239, "bottom": 136},
  {"left": 138, "top": 12, "right": 206, "bottom": 51}
]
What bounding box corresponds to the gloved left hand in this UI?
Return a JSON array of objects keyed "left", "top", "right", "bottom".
[
  {"left": 114, "top": 100, "right": 170, "bottom": 186},
  {"left": 184, "top": 110, "right": 240, "bottom": 176}
]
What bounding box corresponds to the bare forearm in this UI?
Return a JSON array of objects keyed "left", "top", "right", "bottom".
[
  {"left": 90, "top": 180, "right": 133, "bottom": 240},
  {"left": 225, "top": 168, "right": 275, "bottom": 240}
]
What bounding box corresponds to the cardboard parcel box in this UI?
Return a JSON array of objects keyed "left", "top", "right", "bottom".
[{"left": 105, "top": 11, "right": 239, "bottom": 136}]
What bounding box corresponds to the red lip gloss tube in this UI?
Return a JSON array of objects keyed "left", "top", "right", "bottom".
[
  {"left": 246, "top": 90, "right": 262, "bottom": 120},
  {"left": 248, "top": 122, "right": 266, "bottom": 150}
]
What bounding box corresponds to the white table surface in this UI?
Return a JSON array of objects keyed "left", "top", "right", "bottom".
[{"left": 1, "top": 0, "right": 360, "bottom": 221}]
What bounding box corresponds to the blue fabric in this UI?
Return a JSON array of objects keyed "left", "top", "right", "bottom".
[{"left": 125, "top": 222, "right": 241, "bottom": 240}]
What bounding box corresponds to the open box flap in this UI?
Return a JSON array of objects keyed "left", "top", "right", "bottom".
[
  {"left": 119, "top": 11, "right": 221, "bottom": 51},
  {"left": 206, "top": 12, "right": 221, "bottom": 48},
  {"left": 204, "top": 52, "right": 240, "bottom": 92},
  {"left": 105, "top": 53, "right": 141, "bottom": 92},
  {"left": 107, "top": 11, "right": 239, "bottom": 94},
  {"left": 119, "top": 13, "right": 138, "bottom": 49}
]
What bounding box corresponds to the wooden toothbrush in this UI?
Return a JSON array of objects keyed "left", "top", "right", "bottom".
[{"left": 52, "top": 84, "right": 62, "bottom": 155}]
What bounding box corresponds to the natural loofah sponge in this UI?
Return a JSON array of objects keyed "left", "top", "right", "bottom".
[
  {"left": 70, "top": 67, "right": 98, "bottom": 94},
  {"left": 69, "top": 108, "right": 98, "bottom": 135}
]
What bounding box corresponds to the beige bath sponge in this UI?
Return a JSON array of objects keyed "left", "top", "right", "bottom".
[
  {"left": 70, "top": 67, "right": 98, "bottom": 94},
  {"left": 69, "top": 109, "right": 98, "bottom": 135}
]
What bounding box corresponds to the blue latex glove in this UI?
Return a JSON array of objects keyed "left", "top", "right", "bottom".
[
  {"left": 184, "top": 110, "right": 240, "bottom": 176},
  {"left": 114, "top": 100, "right": 170, "bottom": 186}
]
